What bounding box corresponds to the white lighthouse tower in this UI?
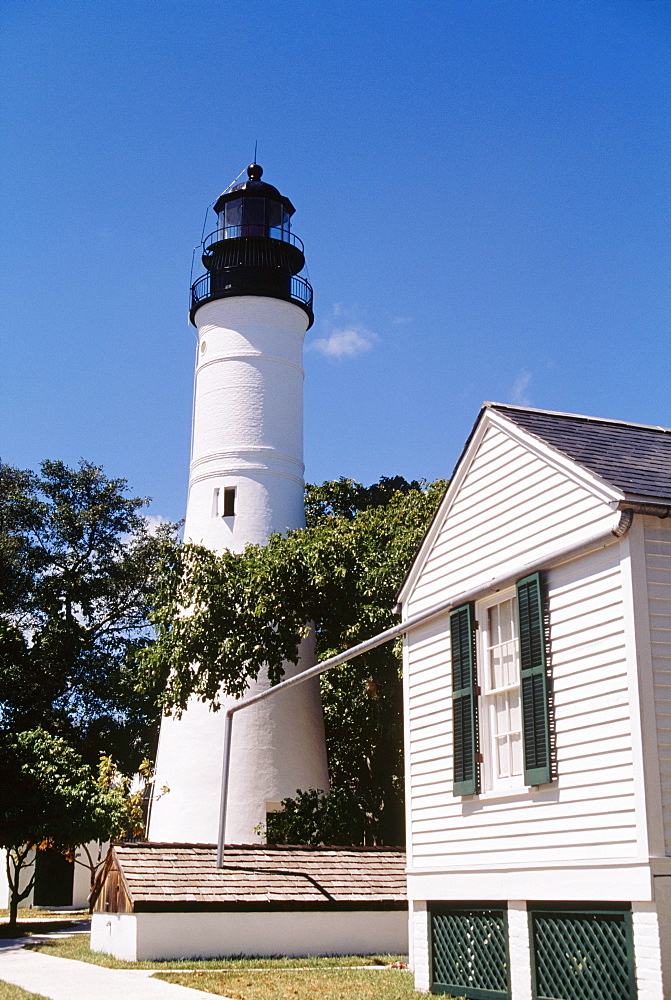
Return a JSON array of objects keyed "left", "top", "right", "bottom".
[{"left": 149, "top": 164, "right": 329, "bottom": 845}]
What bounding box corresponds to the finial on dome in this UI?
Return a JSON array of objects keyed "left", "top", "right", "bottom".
[{"left": 247, "top": 163, "right": 263, "bottom": 181}]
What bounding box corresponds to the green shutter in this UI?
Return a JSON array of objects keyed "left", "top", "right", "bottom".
[
  {"left": 516, "top": 573, "right": 552, "bottom": 785},
  {"left": 451, "top": 603, "right": 479, "bottom": 796}
]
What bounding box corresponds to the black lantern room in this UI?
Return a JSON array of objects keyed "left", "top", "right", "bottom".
[{"left": 190, "top": 164, "right": 313, "bottom": 327}]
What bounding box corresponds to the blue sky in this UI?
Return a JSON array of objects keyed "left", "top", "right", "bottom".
[{"left": 1, "top": 1, "right": 669, "bottom": 524}]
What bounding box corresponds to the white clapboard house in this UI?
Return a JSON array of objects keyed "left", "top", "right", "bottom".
[{"left": 399, "top": 403, "right": 671, "bottom": 1000}]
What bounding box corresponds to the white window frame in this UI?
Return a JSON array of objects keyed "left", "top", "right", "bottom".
[{"left": 477, "top": 589, "right": 524, "bottom": 793}]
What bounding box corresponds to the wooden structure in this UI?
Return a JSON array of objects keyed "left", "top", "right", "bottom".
[
  {"left": 90, "top": 842, "right": 407, "bottom": 960},
  {"left": 399, "top": 403, "right": 671, "bottom": 1000}
]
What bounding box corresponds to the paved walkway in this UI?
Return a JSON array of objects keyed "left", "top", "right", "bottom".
[{"left": 0, "top": 936, "right": 230, "bottom": 1000}]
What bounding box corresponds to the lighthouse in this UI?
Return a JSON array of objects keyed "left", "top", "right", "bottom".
[{"left": 149, "top": 165, "right": 329, "bottom": 845}]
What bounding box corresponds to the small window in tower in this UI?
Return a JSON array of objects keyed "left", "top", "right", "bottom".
[
  {"left": 211, "top": 488, "right": 220, "bottom": 517},
  {"left": 223, "top": 487, "right": 236, "bottom": 518}
]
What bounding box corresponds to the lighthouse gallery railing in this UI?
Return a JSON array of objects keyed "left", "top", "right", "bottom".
[{"left": 191, "top": 271, "right": 313, "bottom": 314}]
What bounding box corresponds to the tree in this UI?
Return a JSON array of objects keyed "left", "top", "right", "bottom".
[
  {"left": 0, "top": 459, "right": 176, "bottom": 772},
  {"left": 0, "top": 729, "right": 131, "bottom": 927},
  {"left": 72, "top": 756, "right": 153, "bottom": 896},
  {"left": 304, "top": 475, "right": 424, "bottom": 524},
  {"left": 140, "top": 476, "right": 446, "bottom": 845}
]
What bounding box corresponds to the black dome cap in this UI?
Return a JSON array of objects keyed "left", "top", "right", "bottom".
[{"left": 213, "top": 163, "right": 295, "bottom": 216}]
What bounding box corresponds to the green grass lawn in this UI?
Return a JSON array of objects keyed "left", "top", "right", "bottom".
[
  {"left": 0, "top": 922, "right": 87, "bottom": 940},
  {"left": 28, "top": 935, "right": 404, "bottom": 971},
  {"left": 0, "top": 982, "right": 48, "bottom": 1000},
  {"left": 0, "top": 910, "right": 88, "bottom": 921},
  {"left": 27, "top": 936, "right": 465, "bottom": 998},
  {"left": 0, "top": 909, "right": 89, "bottom": 938},
  {"left": 155, "top": 966, "right": 441, "bottom": 999}
]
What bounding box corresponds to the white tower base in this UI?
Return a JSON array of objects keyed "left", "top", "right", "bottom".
[{"left": 149, "top": 638, "right": 327, "bottom": 845}]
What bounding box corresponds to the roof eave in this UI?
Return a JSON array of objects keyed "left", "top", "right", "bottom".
[
  {"left": 618, "top": 496, "right": 671, "bottom": 517},
  {"left": 131, "top": 898, "right": 407, "bottom": 913}
]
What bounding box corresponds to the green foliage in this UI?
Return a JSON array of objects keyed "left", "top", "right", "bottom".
[
  {"left": 141, "top": 476, "right": 446, "bottom": 845},
  {"left": 0, "top": 459, "right": 177, "bottom": 922},
  {"left": 0, "top": 728, "right": 132, "bottom": 925},
  {"left": 0, "top": 459, "right": 177, "bottom": 771},
  {"left": 266, "top": 787, "right": 366, "bottom": 846},
  {"left": 304, "top": 475, "right": 424, "bottom": 525},
  {"left": 0, "top": 730, "right": 129, "bottom": 852}
]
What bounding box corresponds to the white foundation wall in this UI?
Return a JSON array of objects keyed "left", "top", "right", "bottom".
[
  {"left": 91, "top": 912, "right": 138, "bottom": 962},
  {"left": 409, "top": 900, "right": 430, "bottom": 991},
  {"left": 72, "top": 860, "right": 90, "bottom": 909},
  {"left": 632, "top": 902, "right": 667, "bottom": 1000},
  {"left": 653, "top": 875, "right": 671, "bottom": 999},
  {"left": 507, "top": 902, "right": 532, "bottom": 1000},
  {"left": 0, "top": 853, "right": 8, "bottom": 908},
  {"left": 72, "top": 842, "right": 109, "bottom": 909},
  {"left": 0, "top": 850, "right": 9, "bottom": 910},
  {"left": 91, "top": 908, "right": 408, "bottom": 962},
  {"left": 0, "top": 850, "right": 35, "bottom": 909},
  {"left": 1, "top": 845, "right": 103, "bottom": 910}
]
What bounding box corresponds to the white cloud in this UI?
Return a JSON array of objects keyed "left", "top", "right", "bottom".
[
  {"left": 145, "top": 514, "right": 171, "bottom": 536},
  {"left": 309, "top": 324, "right": 378, "bottom": 359},
  {"left": 511, "top": 368, "right": 533, "bottom": 406}
]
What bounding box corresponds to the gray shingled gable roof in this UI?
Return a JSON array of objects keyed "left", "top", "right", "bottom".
[
  {"left": 487, "top": 403, "right": 671, "bottom": 505},
  {"left": 93, "top": 843, "right": 407, "bottom": 913}
]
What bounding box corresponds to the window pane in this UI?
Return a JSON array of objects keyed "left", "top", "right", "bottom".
[
  {"left": 225, "top": 199, "right": 243, "bottom": 227},
  {"left": 487, "top": 598, "right": 519, "bottom": 691},
  {"left": 489, "top": 604, "right": 499, "bottom": 645},
  {"left": 483, "top": 595, "right": 523, "bottom": 788},
  {"left": 490, "top": 648, "right": 501, "bottom": 690},
  {"left": 500, "top": 598, "right": 513, "bottom": 644},
  {"left": 496, "top": 736, "right": 509, "bottom": 778},
  {"left": 495, "top": 694, "right": 508, "bottom": 733},
  {"left": 501, "top": 639, "right": 516, "bottom": 686},
  {"left": 266, "top": 199, "right": 283, "bottom": 228},
  {"left": 509, "top": 689, "right": 521, "bottom": 731},
  {"left": 243, "top": 198, "right": 264, "bottom": 226}
]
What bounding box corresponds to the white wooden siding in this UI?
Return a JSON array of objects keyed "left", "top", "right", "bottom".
[
  {"left": 644, "top": 520, "right": 671, "bottom": 855},
  {"left": 405, "top": 422, "right": 638, "bottom": 869},
  {"left": 406, "top": 423, "right": 617, "bottom": 617}
]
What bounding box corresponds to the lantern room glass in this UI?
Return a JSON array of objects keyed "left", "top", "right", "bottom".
[{"left": 218, "top": 198, "right": 291, "bottom": 240}]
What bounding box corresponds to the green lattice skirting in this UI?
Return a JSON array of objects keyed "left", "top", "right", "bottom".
[
  {"left": 530, "top": 907, "right": 637, "bottom": 1000},
  {"left": 430, "top": 905, "right": 510, "bottom": 999}
]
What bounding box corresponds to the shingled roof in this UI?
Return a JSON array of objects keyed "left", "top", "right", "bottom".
[
  {"left": 488, "top": 403, "right": 671, "bottom": 506},
  {"left": 92, "top": 843, "right": 407, "bottom": 913}
]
